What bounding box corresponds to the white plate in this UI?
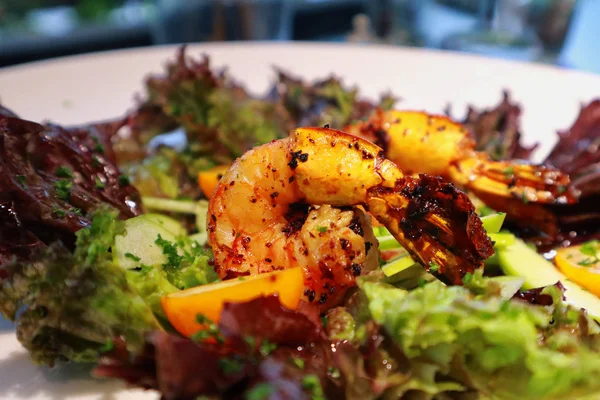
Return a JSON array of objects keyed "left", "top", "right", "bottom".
[{"left": 1, "top": 42, "right": 600, "bottom": 399}]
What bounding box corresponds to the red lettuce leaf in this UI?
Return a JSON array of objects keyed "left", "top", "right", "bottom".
[
  {"left": 95, "top": 332, "right": 250, "bottom": 399},
  {"left": 95, "top": 295, "right": 338, "bottom": 400},
  {"left": 457, "top": 91, "right": 538, "bottom": 161},
  {"left": 514, "top": 100, "right": 600, "bottom": 249},
  {"left": 544, "top": 100, "right": 600, "bottom": 179},
  {"left": 0, "top": 115, "right": 142, "bottom": 270},
  {"left": 220, "top": 295, "right": 326, "bottom": 345}
]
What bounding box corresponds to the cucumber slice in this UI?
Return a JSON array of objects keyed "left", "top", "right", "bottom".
[
  {"left": 378, "top": 235, "right": 402, "bottom": 250},
  {"left": 373, "top": 226, "right": 391, "bottom": 237},
  {"left": 382, "top": 255, "right": 417, "bottom": 277},
  {"left": 114, "top": 215, "right": 184, "bottom": 270},
  {"left": 498, "top": 238, "right": 600, "bottom": 321},
  {"left": 480, "top": 212, "right": 506, "bottom": 234},
  {"left": 142, "top": 197, "right": 209, "bottom": 233},
  {"left": 487, "top": 276, "right": 525, "bottom": 300},
  {"left": 188, "top": 232, "right": 208, "bottom": 245},
  {"left": 560, "top": 280, "right": 600, "bottom": 322},
  {"left": 143, "top": 213, "right": 187, "bottom": 237},
  {"left": 488, "top": 232, "right": 515, "bottom": 249},
  {"left": 497, "top": 239, "right": 563, "bottom": 289},
  {"left": 143, "top": 197, "right": 197, "bottom": 214},
  {"left": 195, "top": 200, "right": 209, "bottom": 233}
]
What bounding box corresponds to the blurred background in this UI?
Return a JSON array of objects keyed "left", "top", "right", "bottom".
[{"left": 0, "top": 0, "right": 597, "bottom": 73}]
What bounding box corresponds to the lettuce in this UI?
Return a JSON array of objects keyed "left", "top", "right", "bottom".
[
  {"left": 359, "top": 277, "right": 600, "bottom": 400},
  {"left": 0, "top": 207, "right": 160, "bottom": 365}
]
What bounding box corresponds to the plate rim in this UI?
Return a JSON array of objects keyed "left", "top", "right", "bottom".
[{"left": 1, "top": 40, "right": 599, "bottom": 82}]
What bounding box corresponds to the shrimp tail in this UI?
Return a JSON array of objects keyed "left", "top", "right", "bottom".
[
  {"left": 367, "top": 174, "right": 494, "bottom": 284},
  {"left": 348, "top": 110, "right": 580, "bottom": 236},
  {"left": 449, "top": 157, "right": 579, "bottom": 235}
]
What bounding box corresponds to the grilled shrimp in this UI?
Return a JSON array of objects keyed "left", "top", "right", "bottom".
[
  {"left": 347, "top": 110, "right": 579, "bottom": 234},
  {"left": 208, "top": 127, "right": 494, "bottom": 310}
]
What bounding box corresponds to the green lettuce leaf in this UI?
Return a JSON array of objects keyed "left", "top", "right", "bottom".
[
  {"left": 0, "top": 207, "right": 160, "bottom": 365},
  {"left": 124, "top": 264, "right": 178, "bottom": 323},
  {"left": 359, "top": 277, "right": 600, "bottom": 400}
]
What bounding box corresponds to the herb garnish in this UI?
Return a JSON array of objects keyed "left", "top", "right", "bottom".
[
  {"left": 429, "top": 261, "right": 440, "bottom": 272},
  {"left": 246, "top": 383, "right": 274, "bottom": 400},
  {"left": 118, "top": 175, "right": 130, "bottom": 186},
  {"left": 95, "top": 177, "right": 106, "bottom": 189},
  {"left": 155, "top": 234, "right": 184, "bottom": 269},
  {"left": 218, "top": 357, "right": 243, "bottom": 375},
  {"left": 301, "top": 375, "right": 325, "bottom": 400},
  {"left": 502, "top": 166, "right": 514, "bottom": 178},
  {"left": 259, "top": 339, "right": 277, "bottom": 356},
  {"left": 192, "top": 314, "right": 224, "bottom": 344},
  {"left": 291, "top": 357, "right": 305, "bottom": 369},
  {"left": 92, "top": 136, "right": 104, "bottom": 153},
  {"left": 578, "top": 240, "right": 599, "bottom": 266},
  {"left": 55, "top": 166, "right": 74, "bottom": 178},
  {"left": 52, "top": 208, "right": 67, "bottom": 218},
  {"left": 54, "top": 179, "right": 73, "bottom": 201},
  {"left": 16, "top": 175, "right": 27, "bottom": 187},
  {"left": 124, "top": 252, "right": 141, "bottom": 262}
]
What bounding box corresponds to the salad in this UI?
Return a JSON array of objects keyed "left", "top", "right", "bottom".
[{"left": 1, "top": 46, "right": 600, "bottom": 400}]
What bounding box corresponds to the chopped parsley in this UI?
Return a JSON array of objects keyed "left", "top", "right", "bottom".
[
  {"left": 53, "top": 207, "right": 82, "bottom": 219},
  {"left": 301, "top": 375, "right": 325, "bottom": 400},
  {"left": 95, "top": 177, "right": 106, "bottom": 189},
  {"left": 218, "top": 357, "right": 243, "bottom": 375},
  {"left": 55, "top": 165, "right": 74, "bottom": 178},
  {"left": 478, "top": 205, "right": 495, "bottom": 217},
  {"left": 417, "top": 278, "right": 428, "bottom": 288},
  {"left": 246, "top": 383, "right": 274, "bottom": 400},
  {"left": 52, "top": 208, "right": 67, "bottom": 218},
  {"left": 502, "top": 166, "right": 514, "bottom": 178},
  {"left": 578, "top": 258, "right": 599, "bottom": 267},
  {"left": 192, "top": 314, "right": 224, "bottom": 344},
  {"left": 155, "top": 234, "right": 184, "bottom": 269},
  {"left": 92, "top": 136, "right": 104, "bottom": 153},
  {"left": 578, "top": 240, "right": 599, "bottom": 267},
  {"left": 195, "top": 314, "right": 211, "bottom": 325},
  {"left": 70, "top": 207, "right": 83, "bottom": 216},
  {"left": 98, "top": 338, "right": 114, "bottom": 353},
  {"left": 580, "top": 240, "right": 599, "bottom": 257},
  {"left": 259, "top": 339, "right": 277, "bottom": 356},
  {"left": 428, "top": 261, "right": 440, "bottom": 272},
  {"left": 54, "top": 179, "right": 73, "bottom": 201},
  {"left": 317, "top": 226, "right": 328, "bottom": 233},
  {"left": 521, "top": 192, "right": 529, "bottom": 204},
  {"left": 16, "top": 175, "right": 27, "bottom": 187},
  {"left": 92, "top": 155, "right": 102, "bottom": 167},
  {"left": 124, "top": 252, "right": 141, "bottom": 262},
  {"left": 291, "top": 357, "right": 305, "bottom": 369},
  {"left": 328, "top": 366, "right": 341, "bottom": 379},
  {"left": 243, "top": 335, "right": 256, "bottom": 348},
  {"left": 118, "top": 175, "right": 130, "bottom": 187}
]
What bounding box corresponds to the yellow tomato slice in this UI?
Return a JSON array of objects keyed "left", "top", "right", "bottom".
[
  {"left": 555, "top": 241, "right": 600, "bottom": 297},
  {"left": 197, "top": 164, "right": 230, "bottom": 199},
  {"left": 162, "top": 268, "right": 304, "bottom": 338}
]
